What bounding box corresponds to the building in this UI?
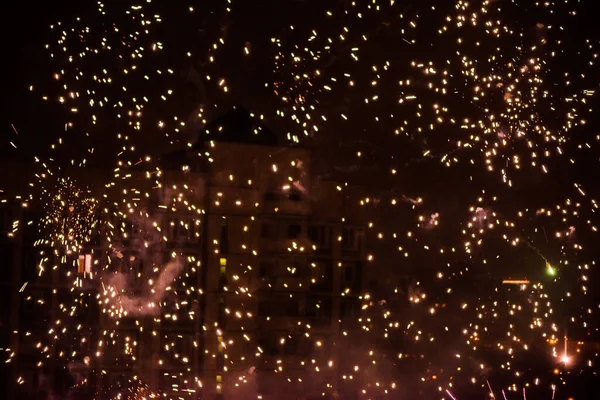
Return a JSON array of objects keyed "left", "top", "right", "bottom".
[
  {"left": 1, "top": 106, "right": 369, "bottom": 399},
  {"left": 147, "top": 106, "right": 369, "bottom": 399},
  {"left": 0, "top": 193, "right": 105, "bottom": 400}
]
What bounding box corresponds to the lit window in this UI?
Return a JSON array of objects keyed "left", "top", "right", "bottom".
[
  {"left": 78, "top": 254, "right": 92, "bottom": 274},
  {"left": 219, "top": 257, "right": 227, "bottom": 274}
]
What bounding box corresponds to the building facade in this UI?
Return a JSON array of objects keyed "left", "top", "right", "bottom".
[
  {"left": 149, "top": 107, "right": 369, "bottom": 399},
  {"left": 1, "top": 107, "right": 368, "bottom": 399}
]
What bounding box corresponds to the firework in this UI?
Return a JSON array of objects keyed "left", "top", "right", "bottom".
[{"left": 4, "top": 0, "right": 600, "bottom": 399}]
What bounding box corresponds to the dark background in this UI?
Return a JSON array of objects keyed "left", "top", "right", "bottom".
[{"left": 2, "top": 1, "right": 600, "bottom": 399}]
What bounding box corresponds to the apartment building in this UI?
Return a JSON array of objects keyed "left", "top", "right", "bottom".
[
  {"left": 2, "top": 106, "right": 368, "bottom": 400},
  {"left": 0, "top": 195, "right": 106, "bottom": 400},
  {"left": 143, "top": 107, "right": 367, "bottom": 399}
]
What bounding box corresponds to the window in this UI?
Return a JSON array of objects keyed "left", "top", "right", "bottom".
[
  {"left": 192, "top": 219, "right": 201, "bottom": 237},
  {"left": 280, "top": 257, "right": 305, "bottom": 277},
  {"left": 258, "top": 262, "right": 273, "bottom": 278},
  {"left": 19, "top": 294, "right": 49, "bottom": 328},
  {"left": 342, "top": 264, "right": 354, "bottom": 284},
  {"left": 287, "top": 223, "right": 301, "bottom": 239},
  {"left": 288, "top": 188, "right": 303, "bottom": 202},
  {"left": 168, "top": 218, "right": 182, "bottom": 239},
  {"left": 216, "top": 259, "right": 228, "bottom": 288},
  {"left": 22, "top": 247, "right": 40, "bottom": 284},
  {"left": 308, "top": 225, "right": 330, "bottom": 249},
  {"left": 120, "top": 221, "right": 141, "bottom": 240},
  {"left": 116, "top": 255, "right": 141, "bottom": 276},
  {"left": 168, "top": 218, "right": 199, "bottom": 242},
  {"left": 0, "top": 244, "right": 13, "bottom": 276},
  {"left": 284, "top": 300, "right": 300, "bottom": 317},
  {"left": 220, "top": 219, "right": 229, "bottom": 252},
  {"left": 283, "top": 336, "right": 304, "bottom": 355},
  {"left": 310, "top": 261, "right": 327, "bottom": 283},
  {"left": 131, "top": 221, "right": 142, "bottom": 237},
  {"left": 292, "top": 262, "right": 310, "bottom": 278},
  {"left": 259, "top": 296, "right": 299, "bottom": 317},
  {"left": 132, "top": 257, "right": 144, "bottom": 276},
  {"left": 78, "top": 254, "right": 93, "bottom": 274},
  {"left": 159, "top": 371, "right": 189, "bottom": 394},
  {"left": 306, "top": 297, "right": 332, "bottom": 321},
  {"left": 342, "top": 262, "right": 362, "bottom": 292},
  {"left": 257, "top": 337, "right": 279, "bottom": 356},
  {"left": 340, "top": 300, "right": 359, "bottom": 320},
  {"left": 260, "top": 223, "right": 276, "bottom": 239},
  {"left": 162, "top": 334, "right": 193, "bottom": 357},
  {"left": 258, "top": 300, "right": 271, "bottom": 317},
  {"left": 179, "top": 222, "right": 189, "bottom": 239},
  {"left": 74, "top": 299, "right": 98, "bottom": 324},
  {"left": 0, "top": 208, "right": 11, "bottom": 232},
  {"left": 23, "top": 211, "right": 42, "bottom": 240},
  {"left": 309, "top": 260, "right": 332, "bottom": 292},
  {"left": 265, "top": 191, "right": 278, "bottom": 201},
  {"left": 109, "top": 373, "right": 127, "bottom": 390},
  {"left": 342, "top": 228, "right": 355, "bottom": 249},
  {"left": 342, "top": 228, "right": 360, "bottom": 250}
]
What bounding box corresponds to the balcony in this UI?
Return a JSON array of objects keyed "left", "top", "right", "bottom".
[
  {"left": 272, "top": 275, "right": 309, "bottom": 292},
  {"left": 258, "top": 237, "right": 310, "bottom": 254},
  {"left": 261, "top": 190, "right": 310, "bottom": 216},
  {"left": 341, "top": 227, "right": 363, "bottom": 258}
]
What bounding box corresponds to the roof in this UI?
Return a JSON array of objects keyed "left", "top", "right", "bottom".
[
  {"left": 193, "top": 106, "right": 282, "bottom": 147},
  {"left": 160, "top": 106, "right": 285, "bottom": 171}
]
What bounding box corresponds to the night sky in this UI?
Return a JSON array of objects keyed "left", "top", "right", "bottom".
[{"left": 3, "top": 0, "right": 600, "bottom": 398}]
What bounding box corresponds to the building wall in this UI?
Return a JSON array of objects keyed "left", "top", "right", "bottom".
[
  {"left": 160, "top": 142, "right": 367, "bottom": 399},
  {"left": 1, "top": 199, "right": 111, "bottom": 399},
  {"left": 2, "top": 139, "right": 368, "bottom": 399}
]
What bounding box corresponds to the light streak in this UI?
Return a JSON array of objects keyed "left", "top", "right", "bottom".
[{"left": 2, "top": 0, "right": 599, "bottom": 398}]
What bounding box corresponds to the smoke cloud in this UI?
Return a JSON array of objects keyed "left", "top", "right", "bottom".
[{"left": 106, "top": 258, "right": 184, "bottom": 317}]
